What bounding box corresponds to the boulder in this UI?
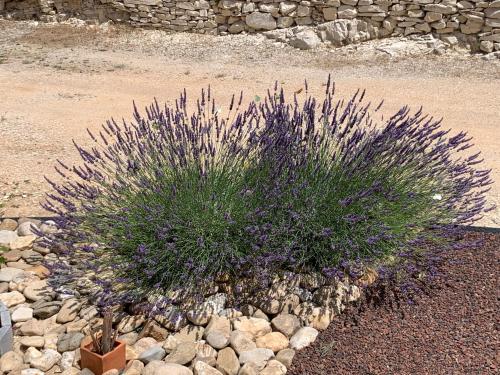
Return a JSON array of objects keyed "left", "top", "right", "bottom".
[
  {"left": 216, "top": 347, "right": 240, "bottom": 375},
  {"left": 289, "top": 29, "right": 322, "bottom": 50}
]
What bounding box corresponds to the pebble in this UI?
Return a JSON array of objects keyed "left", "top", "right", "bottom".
[
  {"left": 2, "top": 249, "right": 23, "bottom": 262},
  {"left": 0, "top": 290, "right": 26, "bottom": 307},
  {"left": 216, "top": 347, "right": 240, "bottom": 375},
  {"left": 33, "top": 300, "right": 63, "bottom": 319},
  {"left": 0, "top": 219, "right": 17, "bottom": 231},
  {"left": 20, "top": 336, "right": 45, "bottom": 348},
  {"left": 60, "top": 351, "right": 75, "bottom": 371},
  {"left": 271, "top": 313, "right": 301, "bottom": 338},
  {"left": 23, "top": 279, "right": 52, "bottom": 301},
  {"left": 20, "top": 318, "right": 45, "bottom": 336},
  {"left": 56, "top": 298, "right": 82, "bottom": 323},
  {"left": 144, "top": 360, "right": 193, "bottom": 375},
  {"left": 256, "top": 332, "right": 289, "bottom": 353},
  {"left": 238, "top": 348, "right": 275, "bottom": 370},
  {"left": 133, "top": 337, "right": 158, "bottom": 356},
  {"left": 11, "top": 306, "right": 34, "bottom": 322},
  {"left": 0, "top": 230, "right": 18, "bottom": 247},
  {"left": 232, "top": 317, "right": 272, "bottom": 339},
  {"left": 275, "top": 348, "right": 295, "bottom": 368},
  {"left": 0, "top": 267, "right": 25, "bottom": 282},
  {"left": 117, "top": 314, "right": 146, "bottom": 333},
  {"left": 230, "top": 330, "right": 256, "bottom": 355},
  {"left": 206, "top": 330, "right": 230, "bottom": 349},
  {"left": 9, "top": 235, "right": 36, "bottom": 250},
  {"left": 30, "top": 348, "right": 62, "bottom": 371},
  {"left": 17, "top": 222, "right": 39, "bottom": 236},
  {"left": 123, "top": 359, "right": 144, "bottom": 375},
  {"left": 194, "top": 360, "right": 223, "bottom": 375},
  {"left": 138, "top": 345, "right": 166, "bottom": 364},
  {"left": 165, "top": 341, "right": 197, "bottom": 365},
  {"left": 0, "top": 350, "right": 24, "bottom": 372},
  {"left": 57, "top": 332, "right": 85, "bottom": 352}
]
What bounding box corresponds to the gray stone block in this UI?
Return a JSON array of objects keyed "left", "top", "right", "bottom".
[{"left": 0, "top": 301, "right": 13, "bottom": 355}]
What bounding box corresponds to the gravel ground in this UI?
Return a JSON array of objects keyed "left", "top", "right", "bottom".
[{"left": 289, "top": 231, "right": 499, "bottom": 375}]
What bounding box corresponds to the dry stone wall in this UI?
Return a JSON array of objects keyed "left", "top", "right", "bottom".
[{"left": 1, "top": 0, "right": 500, "bottom": 52}]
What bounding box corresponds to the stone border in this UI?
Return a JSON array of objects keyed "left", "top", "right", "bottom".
[{"left": 0, "top": 215, "right": 373, "bottom": 374}]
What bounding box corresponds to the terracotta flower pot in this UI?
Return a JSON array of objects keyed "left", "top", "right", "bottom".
[{"left": 80, "top": 337, "right": 126, "bottom": 375}]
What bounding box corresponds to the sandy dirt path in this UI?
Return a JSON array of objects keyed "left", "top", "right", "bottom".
[{"left": 0, "top": 21, "right": 499, "bottom": 226}]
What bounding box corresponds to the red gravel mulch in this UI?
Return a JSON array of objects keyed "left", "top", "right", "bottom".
[{"left": 289, "top": 231, "right": 499, "bottom": 375}]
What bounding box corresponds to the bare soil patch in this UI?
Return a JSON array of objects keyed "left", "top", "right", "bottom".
[{"left": 0, "top": 20, "right": 499, "bottom": 226}]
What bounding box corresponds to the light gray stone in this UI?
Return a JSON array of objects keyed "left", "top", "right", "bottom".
[
  {"left": 30, "top": 349, "right": 61, "bottom": 372},
  {"left": 0, "top": 290, "right": 26, "bottom": 307},
  {"left": 289, "top": 327, "right": 318, "bottom": 350},
  {"left": 57, "top": 332, "right": 85, "bottom": 352},
  {"left": 238, "top": 348, "right": 274, "bottom": 370},
  {"left": 246, "top": 12, "right": 277, "bottom": 30},
  {"left": 216, "top": 347, "right": 240, "bottom": 375},
  {"left": 138, "top": 345, "right": 166, "bottom": 364},
  {"left": 289, "top": 29, "right": 322, "bottom": 49},
  {"left": 0, "top": 267, "right": 25, "bottom": 282}
]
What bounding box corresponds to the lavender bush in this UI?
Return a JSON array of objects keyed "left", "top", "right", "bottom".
[{"left": 43, "top": 78, "right": 493, "bottom": 307}]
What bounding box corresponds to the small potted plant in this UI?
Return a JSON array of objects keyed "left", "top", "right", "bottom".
[{"left": 80, "top": 309, "right": 126, "bottom": 375}]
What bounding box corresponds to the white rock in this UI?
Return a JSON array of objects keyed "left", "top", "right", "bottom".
[
  {"left": 24, "top": 347, "right": 42, "bottom": 364},
  {"left": 238, "top": 348, "right": 274, "bottom": 370},
  {"left": 30, "top": 349, "right": 62, "bottom": 371},
  {"left": 17, "top": 222, "right": 39, "bottom": 236},
  {"left": 0, "top": 290, "right": 26, "bottom": 307},
  {"left": 0, "top": 230, "right": 18, "bottom": 246},
  {"left": 21, "top": 369, "right": 45, "bottom": 375},
  {"left": 143, "top": 360, "right": 193, "bottom": 375},
  {"left": 232, "top": 317, "right": 272, "bottom": 339},
  {"left": 0, "top": 267, "right": 25, "bottom": 282},
  {"left": 260, "top": 359, "right": 287, "bottom": 375},
  {"left": 11, "top": 306, "right": 34, "bottom": 322},
  {"left": 60, "top": 351, "right": 76, "bottom": 371},
  {"left": 289, "top": 327, "right": 318, "bottom": 350},
  {"left": 194, "top": 360, "right": 223, "bottom": 375}
]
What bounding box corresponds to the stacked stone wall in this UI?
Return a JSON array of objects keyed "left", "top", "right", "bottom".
[{"left": 1, "top": 0, "right": 499, "bottom": 52}]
